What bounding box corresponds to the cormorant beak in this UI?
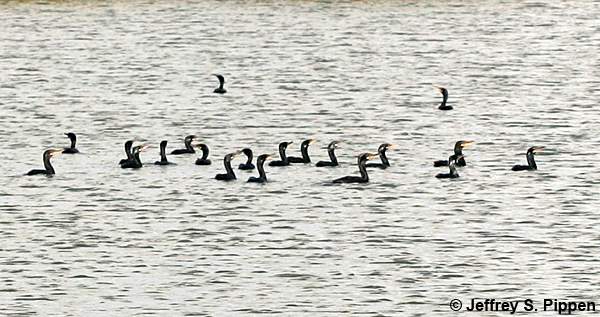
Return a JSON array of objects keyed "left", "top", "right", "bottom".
[
  {"left": 308, "top": 139, "right": 317, "bottom": 144},
  {"left": 532, "top": 146, "right": 545, "bottom": 153},
  {"left": 264, "top": 154, "right": 273, "bottom": 160},
  {"left": 50, "top": 149, "right": 63, "bottom": 157},
  {"left": 433, "top": 85, "right": 445, "bottom": 93},
  {"left": 233, "top": 150, "right": 243, "bottom": 157},
  {"left": 461, "top": 141, "right": 475, "bottom": 148},
  {"left": 140, "top": 144, "right": 150, "bottom": 152},
  {"left": 387, "top": 144, "right": 397, "bottom": 150}
]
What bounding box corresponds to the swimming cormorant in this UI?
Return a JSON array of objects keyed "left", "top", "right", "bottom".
[
  {"left": 213, "top": 74, "right": 227, "bottom": 94},
  {"left": 119, "top": 140, "right": 134, "bottom": 165},
  {"left": 365, "top": 143, "right": 395, "bottom": 169},
  {"left": 434, "top": 86, "right": 452, "bottom": 110},
  {"left": 512, "top": 146, "right": 544, "bottom": 171},
  {"left": 238, "top": 148, "right": 255, "bottom": 170},
  {"left": 332, "top": 153, "right": 378, "bottom": 184},
  {"left": 26, "top": 149, "right": 63, "bottom": 176},
  {"left": 435, "top": 155, "right": 462, "bottom": 179},
  {"left": 62, "top": 132, "right": 79, "bottom": 154},
  {"left": 316, "top": 141, "right": 340, "bottom": 167},
  {"left": 288, "top": 139, "right": 316, "bottom": 163},
  {"left": 269, "top": 141, "right": 293, "bottom": 166},
  {"left": 434, "top": 140, "right": 474, "bottom": 167},
  {"left": 171, "top": 135, "right": 196, "bottom": 155},
  {"left": 154, "top": 140, "right": 174, "bottom": 165},
  {"left": 121, "top": 145, "right": 149, "bottom": 169},
  {"left": 195, "top": 144, "right": 212, "bottom": 165},
  {"left": 215, "top": 151, "right": 242, "bottom": 181},
  {"left": 248, "top": 154, "right": 272, "bottom": 183}
]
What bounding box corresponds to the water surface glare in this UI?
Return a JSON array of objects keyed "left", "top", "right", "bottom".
[{"left": 1, "top": 0, "right": 599, "bottom": 316}]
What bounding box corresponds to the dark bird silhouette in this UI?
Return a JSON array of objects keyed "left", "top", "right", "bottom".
[
  {"left": 248, "top": 154, "right": 272, "bottom": 183},
  {"left": 26, "top": 149, "right": 63, "bottom": 176},
  {"left": 288, "top": 139, "right": 316, "bottom": 164},
  {"left": 195, "top": 144, "right": 212, "bottom": 165},
  {"left": 512, "top": 146, "right": 544, "bottom": 171},
  {"left": 316, "top": 141, "right": 341, "bottom": 167},
  {"left": 171, "top": 135, "right": 196, "bottom": 155},
  {"left": 62, "top": 132, "right": 79, "bottom": 154},
  {"left": 269, "top": 141, "right": 293, "bottom": 166},
  {"left": 119, "top": 140, "right": 134, "bottom": 165},
  {"left": 121, "top": 145, "right": 149, "bottom": 169},
  {"left": 333, "top": 153, "right": 378, "bottom": 184},
  {"left": 365, "top": 143, "right": 395, "bottom": 169},
  {"left": 215, "top": 151, "right": 242, "bottom": 181},
  {"left": 435, "top": 155, "right": 462, "bottom": 179},
  {"left": 238, "top": 148, "right": 255, "bottom": 170},
  {"left": 154, "top": 140, "right": 174, "bottom": 165},
  {"left": 434, "top": 85, "right": 452, "bottom": 110},
  {"left": 213, "top": 74, "right": 227, "bottom": 94},
  {"left": 433, "top": 140, "right": 474, "bottom": 167}
]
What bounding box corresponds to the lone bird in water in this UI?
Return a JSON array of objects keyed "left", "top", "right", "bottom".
[
  {"left": 365, "top": 143, "right": 395, "bottom": 169},
  {"left": 238, "top": 148, "right": 255, "bottom": 170},
  {"left": 288, "top": 139, "right": 316, "bottom": 164},
  {"left": 512, "top": 146, "right": 544, "bottom": 171},
  {"left": 316, "top": 141, "right": 341, "bottom": 167},
  {"left": 213, "top": 74, "right": 227, "bottom": 94},
  {"left": 26, "top": 149, "right": 63, "bottom": 176},
  {"left": 171, "top": 135, "right": 196, "bottom": 155},
  {"left": 62, "top": 132, "right": 79, "bottom": 154},
  {"left": 435, "top": 155, "right": 462, "bottom": 179},
  {"left": 434, "top": 85, "right": 452, "bottom": 110},
  {"left": 121, "top": 145, "right": 149, "bottom": 169},
  {"left": 269, "top": 141, "right": 293, "bottom": 167},
  {"left": 434, "top": 140, "right": 474, "bottom": 167},
  {"left": 215, "top": 151, "right": 243, "bottom": 181},
  {"left": 333, "top": 153, "right": 378, "bottom": 184},
  {"left": 154, "top": 140, "right": 174, "bottom": 165},
  {"left": 248, "top": 154, "right": 272, "bottom": 183},
  {"left": 195, "top": 144, "right": 212, "bottom": 165}
]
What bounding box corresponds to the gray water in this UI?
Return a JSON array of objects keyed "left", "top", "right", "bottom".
[{"left": 1, "top": 1, "right": 599, "bottom": 316}]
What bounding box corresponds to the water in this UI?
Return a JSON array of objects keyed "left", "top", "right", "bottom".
[{"left": 1, "top": 1, "right": 599, "bottom": 316}]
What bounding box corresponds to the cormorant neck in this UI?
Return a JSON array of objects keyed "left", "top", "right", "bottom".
[
  {"left": 279, "top": 146, "right": 288, "bottom": 161},
  {"left": 185, "top": 139, "right": 194, "bottom": 151},
  {"left": 441, "top": 93, "right": 448, "bottom": 107},
  {"left": 43, "top": 153, "right": 55, "bottom": 174},
  {"left": 526, "top": 152, "right": 537, "bottom": 169},
  {"left": 328, "top": 147, "right": 338, "bottom": 164},
  {"left": 301, "top": 144, "right": 310, "bottom": 162},
  {"left": 201, "top": 146, "right": 209, "bottom": 160},
  {"left": 69, "top": 137, "right": 76, "bottom": 149},
  {"left": 125, "top": 144, "right": 133, "bottom": 160},
  {"left": 379, "top": 150, "right": 390, "bottom": 166},
  {"left": 454, "top": 146, "right": 463, "bottom": 155},
  {"left": 224, "top": 157, "right": 236, "bottom": 179},
  {"left": 160, "top": 144, "right": 168, "bottom": 162},
  {"left": 358, "top": 159, "right": 369, "bottom": 181},
  {"left": 257, "top": 159, "right": 267, "bottom": 181},
  {"left": 133, "top": 152, "right": 142, "bottom": 166},
  {"left": 245, "top": 152, "right": 253, "bottom": 165}
]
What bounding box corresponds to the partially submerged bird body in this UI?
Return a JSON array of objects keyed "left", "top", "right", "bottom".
[
  {"left": 316, "top": 141, "right": 340, "bottom": 167},
  {"left": 121, "top": 145, "right": 148, "bottom": 169},
  {"left": 365, "top": 143, "right": 394, "bottom": 169},
  {"left": 62, "top": 132, "right": 79, "bottom": 154},
  {"left": 248, "top": 154, "right": 271, "bottom": 183},
  {"left": 238, "top": 148, "right": 255, "bottom": 170},
  {"left": 288, "top": 139, "right": 316, "bottom": 164},
  {"left": 26, "top": 149, "right": 62, "bottom": 176},
  {"left": 433, "top": 141, "right": 474, "bottom": 167},
  {"left": 269, "top": 141, "right": 293, "bottom": 167},
  {"left": 512, "top": 146, "right": 544, "bottom": 171},
  {"left": 435, "top": 155, "right": 462, "bottom": 179},
  {"left": 333, "top": 153, "right": 377, "bottom": 184},
  {"left": 213, "top": 74, "right": 227, "bottom": 94},
  {"left": 435, "top": 86, "right": 453, "bottom": 110},
  {"left": 195, "top": 144, "right": 212, "bottom": 165},
  {"left": 154, "top": 140, "right": 174, "bottom": 165},
  {"left": 119, "top": 140, "right": 134, "bottom": 165},
  {"left": 215, "top": 151, "right": 241, "bottom": 181},
  {"left": 171, "top": 135, "right": 196, "bottom": 155}
]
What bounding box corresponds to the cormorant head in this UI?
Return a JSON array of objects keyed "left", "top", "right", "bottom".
[
  {"left": 225, "top": 150, "right": 243, "bottom": 161},
  {"left": 44, "top": 149, "right": 64, "bottom": 158},
  {"left": 527, "top": 146, "right": 545, "bottom": 154},
  {"left": 378, "top": 143, "right": 396, "bottom": 153},
  {"left": 160, "top": 140, "right": 168, "bottom": 148},
  {"left": 457, "top": 140, "right": 474, "bottom": 148},
  {"left": 358, "top": 152, "right": 378, "bottom": 163},
  {"left": 65, "top": 132, "right": 76, "bottom": 141},
  {"left": 328, "top": 141, "right": 341, "bottom": 150},
  {"left": 197, "top": 143, "right": 209, "bottom": 152},
  {"left": 213, "top": 74, "right": 225, "bottom": 86},
  {"left": 242, "top": 148, "right": 253, "bottom": 157},
  {"left": 133, "top": 144, "right": 150, "bottom": 154},
  {"left": 434, "top": 85, "right": 448, "bottom": 98},
  {"left": 301, "top": 139, "right": 316, "bottom": 148},
  {"left": 279, "top": 141, "right": 293, "bottom": 150},
  {"left": 124, "top": 140, "right": 134, "bottom": 150},
  {"left": 257, "top": 154, "right": 272, "bottom": 163},
  {"left": 185, "top": 135, "right": 197, "bottom": 142}
]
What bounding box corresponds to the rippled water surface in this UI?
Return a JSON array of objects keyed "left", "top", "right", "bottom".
[{"left": 1, "top": 0, "right": 599, "bottom": 316}]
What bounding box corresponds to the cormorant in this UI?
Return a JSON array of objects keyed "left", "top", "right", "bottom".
[
  {"left": 154, "top": 140, "right": 174, "bottom": 165},
  {"left": 213, "top": 74, "right": 227, "bottom": 94},
  {"left": 435, "top": 155, "right": 462, "bottom": 179},
  {"left": 215, "top": 151, "right": 242, "bottom": 181},
  {"left": 62, "top": 132, "right": 79, "bottom": 154},
  {"left": 238, "top": 148, "right": 255, "bottom": 170},
  {"left": 434, "top": 85, "right": 452, "bottom": 110},
  {"left": 434, "top": 140, "right": 474, "bottom": 167},
  {"left": 26, "top": 149, "right": 63, "bottom": 176},
  {"left": 332, "top": 153, "right": 378, "bottom": 184},
  {"left": 365, "top": 143, "right": 395, "bottom": 169},
  {"left": 288, "top": 139, "right": 316, "bottom": 163},
  {"left": 195, "top": 144, "right": 212, "bottom": 165},
  {"left": 269, "top": 141, "right": 293, "bottom": 166},
  {"left": 248, "top": 154, "right": 272, "bottom": 183},
  {"left": 119, "top": 140, "right": 134, "bottom": 165},
  {"left": 316, "top": 141, "right": 340, "bottom": 167},
  {"left": 171, "top": 135, "right": 196, "bottom": 155},
  {"left": 512, "top": 146, "right": 544, "bottom": 171},
  {"left": 121, "top": 145, "right": 149, "bottom": 169}
]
